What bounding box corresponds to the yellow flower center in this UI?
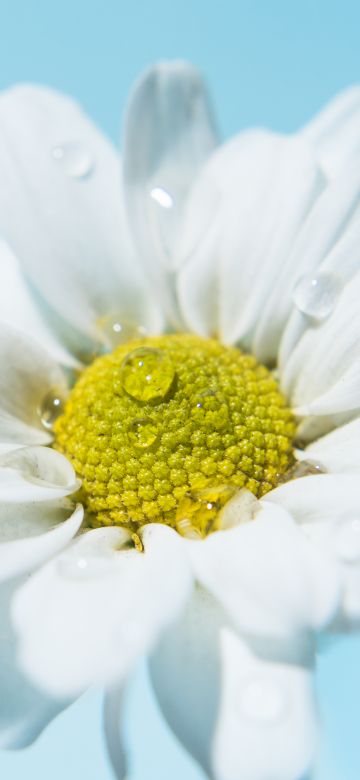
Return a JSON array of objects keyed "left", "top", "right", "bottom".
[{"left": 54, "top": 334, "right": 296, "bottom": 535}]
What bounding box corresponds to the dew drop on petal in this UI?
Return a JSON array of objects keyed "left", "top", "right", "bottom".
[
  {"left": 292, "top": 272, "right": 342, "bottom": 321},
  {"left": 98, "top": 314, "right": 148, "bottom": 350},
  {"left": 57, "top": 553, "right": 113, "bottom": 580},
  {"left": 127, "top": 418, "right": 159, "bottom": 450},
  {"left": 240, "top": 678, "right": 288, "bottom": 723},
  {"left": 39, "top": 390, "right": 65, "bottom": 431},
  {"left": 51, "top": 141, "right": 94, "bottom": 179},
  {"left": 120, "top": 347, "right": 175, "bottom": 403},
  {"left": 176, "top": 484, "right": 237, "bottom": 537},
  {"left": 333, "top": 518, "right": 360, "bottom": 563}
]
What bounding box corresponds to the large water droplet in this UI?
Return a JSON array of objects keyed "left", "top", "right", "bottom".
[
  {"left": 39, "top": 390, "right": 65, "bottom": 430},
  {"left": 51, "top": 141, "right": 94, "bottom": 179},
  {"left": 120, "top": 347, "right": 175, "bottom": 403},
  {"left": 240, "top": 678, "right": 288, "bottom": 723},
  {"left": 127, "top": 417, "right": 159, "bottom": 449},
  {"left": 176, "top": 484, "right": 237, "bottom": 537},
  {"left": 98, "top": 314, "right": 147, "bottom": 350},
  {"left": 293, "top": 272, "right": 342, "bottom": 322},
  {"left": 333, "top": 518, "right": 360, "bottom": 563}
]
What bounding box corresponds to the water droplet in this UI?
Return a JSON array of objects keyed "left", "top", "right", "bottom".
[
  {"left": 57, "top": 553, "right": 111, "bottom": 579},
  {"left": 277, "top": 458, "right": 325, "bottom": 484},
  {"left": 195, "top": 389, "right": 217, "bottom": 409},
  {"left": 39, "top": 390, "right": 65, "bottom": 430},
  {"left": 333, "top": 518, "right": 360, "bottom": 563},
  {"left": 51, "top": 141, "right": 94, "bottom": 179},
  {"left": 120, "top": 347, "right": 175, "bottom": 403},
  {"left": 240, "top": 678, "right": 287, "bottom": 723},
  {"left": 98, "top": 314, "right": 147, "bottom": 350},
  {"left": 127, "top": 418, "right": 159, "bottom": 449},
  {"left": 293, "top": 272, "right": 342, "bottom": 322},
  {"left": 176, "top": 484, "right": 237, "bottom": 537},
  {"left": 150, "top": 186, "right": 174, "bottom": 210}
]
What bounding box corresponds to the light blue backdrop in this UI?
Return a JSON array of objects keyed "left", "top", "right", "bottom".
[{"left": 1, "top": 1, "right": 360, "bottom": 778}]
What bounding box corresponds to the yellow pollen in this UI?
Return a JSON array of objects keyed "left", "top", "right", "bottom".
[{"left": 54, "top": 334, "right": 296, "bottom": 534}]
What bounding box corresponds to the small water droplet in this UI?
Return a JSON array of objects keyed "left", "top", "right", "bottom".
[
  {"left": 195, "top": 389, "right": 217, "bottom": 409},
  {"left": 333, "top": 518, "right": 360, "bottom": 563},
  {"left": 127, "top": 417, "right": 159, "bottom": 450},
  {"left": 51, "top": 141, "right": 94, "bottom": 179},
  {"left": 57, "top": 553, "right": 111, "bottom": 579},
  {"left": 120, "top": 347, "right": 175, "bottom": 403},
  {"left": 98, "top": 314, "right": 147, "bottom": 350},
  {"left": 240, "top": 678, "right": 287, "bottom": 723},
  {"left": 278, "top": 458, "right": 325, "bottom": 484},
  {"left": 293, "top": 272, "right": 342, "bottom": 322},
  {"left": 39, "top": 390, "right": 65, "bottom": 430},
  {"left": 150, "top": 186, "right": 174, "bottom": 210},
  {"left": 176, "top": 484, "right": 237, "bottom": 537}
]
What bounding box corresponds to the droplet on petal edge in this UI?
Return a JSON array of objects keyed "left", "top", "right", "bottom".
[
  {"left": 39, "top": 390, "right": 65, "bottom": 431},
  {"left": 277, "top": 458, "right": 326, "bottom": 484},
  {"left": 97, "top": 314, "right": 148, "bottom": 350},
  {"left": 51, "top": 141, "right": 94, "bottom": 179},
  {"left": 239, "top": 678, "right": 288, "bottom": 723},
  {"left": 292, "top": 271, "right": 342, "bottom": 322},
  {"left": 176, "top": 484, "right": 238, "bottom": 537},
  {"left": 120, "top": 347, "right": 176, "bottom": 403}
]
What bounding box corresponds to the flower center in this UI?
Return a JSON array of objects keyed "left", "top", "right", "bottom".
[{"left": 54, "top": 334, "right": 296, "bottom": 534}]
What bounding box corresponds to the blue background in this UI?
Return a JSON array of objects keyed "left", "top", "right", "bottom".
[{"left": 1, "top": 1, "right": 360, "bottom": 778}]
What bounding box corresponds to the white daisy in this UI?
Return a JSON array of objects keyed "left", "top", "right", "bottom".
[{"left": 0, "top": 61, "right": 359, "bottom": 780}]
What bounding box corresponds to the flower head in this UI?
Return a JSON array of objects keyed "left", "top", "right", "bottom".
[{"left": 0, "top": 61, "right": 360, "bottom": 779}]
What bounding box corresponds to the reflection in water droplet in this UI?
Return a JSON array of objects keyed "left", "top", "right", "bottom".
[
  {"left": 293, "top": 272, "right": 342, "bottom": 321},
  {"left": 51, "top": 141, "right": 94, "bottom": 179},
  {"left": 334, "top": 519, "right": 360, "bottom": 563},
  {"left": 128, "top": 418, "right": 159, "bottom": 449},
  {"left": 240, "top": 679, "right": 288, "bottom": 723},
  {"left": 39, "top": 390, "right": 65, "bottom": 430},
  {"left": 98, "top": 314, "right": 147, "bottom": 350},
  {"left": 150, "top": 186, "right": 174, "bottom": 210},
  {"left": 176, "top": 484, "right": 237, "bottom": 537},
  {"left": 120, "top": 347, "right": 175, "bottom": 403}
]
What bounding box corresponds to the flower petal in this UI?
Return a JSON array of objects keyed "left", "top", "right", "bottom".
[
  {"left": 12, "top": 524, "right": 192, "bottom": 697},
  {"left": 103, "top": 684, "right": 127, "bottom": 780},
  {"left": 149, "top": 589, "right": 316, "bottom": 780},
  {"left": 0, "top": 325, "right": 67, "bottom": 446},
  {"left": 267, "top": 474, "right": 360, "bottom": 628},
  {"left": 0, "top": 446, "right": 79, "bottom": 502},
  {"left": 189, "top": 502, "right": 339, "bottom": 639},
  {"left": 0, "top": 502, "right": 83, "bottom": 583},
  {"left": 297, "top": 417, "right": 360, "bottom": 474},
  {"left": 301, "top": 86, "right": 360, "bottom": 178},
  {"left": 123, "top": 61, "right": 218, "bottom": 323},
  {"left": 177, "top": 131, "right": 323, "bottom": 356},
  {"left": 281, "top": 269, "right": 360, "bottom": 426},
  {"left": 0, "top": 578, "right": 71, "bottom": 749},
  {"left": 0, "top": 240, "right": 77, "bottom": 367},
  {"left": 0, "top": 84, "right": 160, "bottom": 345}
]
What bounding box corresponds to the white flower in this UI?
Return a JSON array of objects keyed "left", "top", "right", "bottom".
[{"left": 0, "top": 61, "right": 360, "bottom": 780}]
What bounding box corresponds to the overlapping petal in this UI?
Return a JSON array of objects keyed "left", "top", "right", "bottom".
[
  {"left": 301, "top": 86, "right": 360, "bottom": 178},
  {"left": 12, "top": 524, "right": 192, "bottom": 697},
  {"left": 0, "top": 84, "right": 161, "bottom": 349}
]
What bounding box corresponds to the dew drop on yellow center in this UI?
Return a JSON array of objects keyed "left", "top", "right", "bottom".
[{"left": 53, "top": 334, "right": 296, "bottom": 535}]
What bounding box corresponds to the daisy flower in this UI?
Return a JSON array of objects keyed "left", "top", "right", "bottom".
[{"left": 0, "top": 61, "right": 360, "bottom": 780}]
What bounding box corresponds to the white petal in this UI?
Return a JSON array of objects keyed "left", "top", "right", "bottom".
[
  {"left": 0, "top": 502, "right": 83, "bottom": 582},
  {"left": 123, "top": 61, "right": 218, "bottom": 324},
  {"left": 0, "top": 324, "right": 67, "bottom": 446},
  {"left": 0, "top": 578, "right": 71, "bottom": 748},
  {"left": 0, "top": 240, "right": 77, "bottom": 367},
  {"left": 150, "top": 589, "right": 316, "bottom": 780},
  {"left": 282, "top": 269, "right": 360, "bottom": 422},
  {"left": 178, "top": 131, "right": 323, "bottom": 356},
  {"left": 301, "top": 86, "right": 360, "bottom": 178},
  {"left": 190, "top": 502, "right": 339, "bottom": 639},
  {"left": 297, "top": 417, "right": 360, "bottom": 474},
  {"left": 12, "top": 523, "right": 192, "bottom": 697},
  {"left": 267, "top": 474, "right": 360, "bottom": 628},
  {"left": 0, "top": 84, "right": 160, "bottom": 344},
  {"left": 103, "top": 684, "right": 127, "bottom": 780},
  {"left": 279, "top": 162, "right": 360, "bottom": 376},
  {"left": 0, "top": 446, "right": 79, "bottom": 502}
]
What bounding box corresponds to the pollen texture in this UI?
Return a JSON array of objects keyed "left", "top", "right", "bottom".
[{"left": 54, "top": 334, "right": 296, "bottom": 532}]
